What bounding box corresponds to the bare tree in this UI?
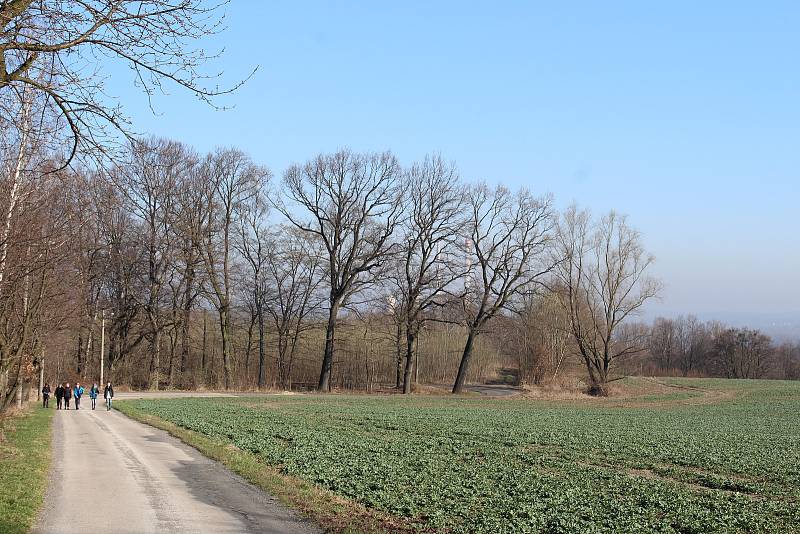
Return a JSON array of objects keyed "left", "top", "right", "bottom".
[
  {"left": 200, "top": 148, "right": 267, "bottom": 390},
  {"left": 93, "top": 176, "right": 144, "bottom": 380},
  {"left": 235, "top": 182, "right": 272, "bottom": 388},
  {"left": 395, "top": 155, "right": 466, "bottom": 394},
  {"left": 776, "top": 342, "right": 800, "bottom": 380},
  {"left": 649, "top": 317, "right": 678, "bottom": 372},
  {"left": 72, "top": 171, "right": 107, "bottom": 378},
  {"left": 678, "top": 315, "right": 708, "bottom": 376},
  {"left": 711, "top": 328, "right": 773, "bottom": 379},
  {"left": 120, "top": 137, "right": 189, "bottom": 389},
  {"left": 0, "top": 86, "right": 77, "bottom": 406},
  {"left": 0, "top": 161, "right": 76, "bottom": 408},
  {"left": 264, "top": 228, "right": 324, "bottom": 389},
  {"left": 553, "top": 207, "right": 661, "bottom": 395},
  {"left": 452, "top": 184, "right": 554, "bottom": 393},
  {"left": 1, "top": 0, "right": 250, "bottom": 166},
  {"left": 277, "top": 149, "right": 403, "bottom": 391},
  {"left": 171, "top": 161, "right": 208, "bottom": 386},
  {"left": 649, "top": 315, "right": 711, "bottom": 376},
  {"left": 500, "top": 291, "right": 571, "bottom": 385}
]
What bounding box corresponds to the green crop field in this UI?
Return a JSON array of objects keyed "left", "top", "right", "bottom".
[{"left": 119, "top": 379, "right": 800, "bottom": 533}]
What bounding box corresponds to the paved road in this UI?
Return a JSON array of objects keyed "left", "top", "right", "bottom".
[
  {"left": 465, "top": 384, "right": 521, "bottom": 397},
  {"left": 426, "top": 383, "right": 522, "bottom": 397},
  {"left": 34, "top": 407, "right": 321, "bottom": 534}
]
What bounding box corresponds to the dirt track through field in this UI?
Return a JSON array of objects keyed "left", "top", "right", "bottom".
[{"left": 33, "top": 406, "right": 320, "bottom": 534}]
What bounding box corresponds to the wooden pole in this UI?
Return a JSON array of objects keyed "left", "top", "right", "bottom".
[
  {"left": 100, "top": 310, "right": 105, "bottom": 386},
  {"left": 38, "top": 355, "right": 44, "bottom": 401}
]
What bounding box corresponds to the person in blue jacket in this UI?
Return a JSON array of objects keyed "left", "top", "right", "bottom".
[
  {"left": 73, "top": 382, "right": 85, "bottom": 410},
  {"left": 89, "top": 383, "right": 99, "bottom": 410}
]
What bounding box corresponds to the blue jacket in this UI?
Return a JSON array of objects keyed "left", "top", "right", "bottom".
[
  {"left": 74, "top": 386, "right": 84, "bottom": 398},
  {"left": 89, "top": 387, "right": 99, "bottom": 399}
]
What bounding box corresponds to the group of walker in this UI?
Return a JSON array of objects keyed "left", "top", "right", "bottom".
[{"left": 40, "top": 382, "right": 114, "bottom": 411}]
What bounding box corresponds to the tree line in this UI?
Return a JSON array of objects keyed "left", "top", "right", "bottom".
[
  {"left": 646, "top": 316, "right": 799, "bottom": 380},
  {"left": 2, "top": 1, "right": 798, "bottom": 410},
  {"left": 1, "top": 128, "right": 669, "bottom": 402}
]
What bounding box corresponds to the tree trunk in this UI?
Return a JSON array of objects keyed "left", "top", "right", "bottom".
[
  {"left": 83, "top": 327, "right": 93, "bottom": 380},
  {"left": 219, "top": 306, "right": 232, "bottom": 390},
  {"left": 286, "top": 325, "right": 301, "bottom": 390},
  {"left": 403, "top": 327, "right": 417, "bottom": 394},
  {"left": 179, "top": 308, "right": 190, "bottom": 380},
  {"left": 76, "top": 334, "right": 83, "bottom": 375},
  {"left": 395, "top": 321, "right": 403, "bottom": 389},
  {"left": 277, "top": 333, "right": 288, "bottom": 389},
  {"left": 0, "top": 371, "right": 7, "bottom": 406},
  {"left": 363, "top": 326, "right": 370, "bottom": 392},
  {"left": 452, "top": 327, "right": 477, "bottom": 393},
  {"left": 167, "top": 331, "right": 177, "bottom": 387},
  {"left": 257, "top": 302, "right": 266, "bottom": 389},
  {"left": 318, "top": 303, "right": 339, "bottom": 392},
  {"left": 201, "top": 309, "right": 208, "bottom": 377},
  {"left": 38, "top": 358, "right": 44, "bottom": 401},
  {"left": 179, "top": 263, "right": 195, "bottom": 380},
  {"left": 150, "top": 329, "right": 161, "bottom": 390},
  {"left": 244, "top": 309, "right": 256, "bottom": 386},
  {"left": 583, "top": 352, "right": 608, "bottom": 396}
]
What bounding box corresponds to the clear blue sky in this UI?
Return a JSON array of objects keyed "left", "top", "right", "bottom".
[{"left": 106, "top": 1, "right": 800, "bottom": 325}]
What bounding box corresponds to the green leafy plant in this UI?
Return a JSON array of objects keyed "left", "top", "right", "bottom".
[{"left": 121, "top": 379, "right": 800, "bottom": 533}]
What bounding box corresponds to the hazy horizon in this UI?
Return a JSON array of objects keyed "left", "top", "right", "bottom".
[{"left": 101, "top": 2, "right": 799, "bottom": 335}]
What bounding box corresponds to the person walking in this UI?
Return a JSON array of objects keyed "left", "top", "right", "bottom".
[
  {"left": 63, "top": 383, "right": 72, "bottom": 410},
  {"left": 42, "top": 383, "right": 51, "bottom": 408},
  {"left": 104, "top": 382, "right": 114, "bottom": 411},
  {"left": 55, "top": 383, "right": 64, "bottom": 410},
  {"left": 89, "top": 383, "right": 99, "bottom": 410},
  {"left": 73, "top": 382, "right": 84, "bottom": 410}
]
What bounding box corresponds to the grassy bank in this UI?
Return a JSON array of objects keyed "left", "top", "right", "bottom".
[
  {"left": 0, "top": 406, "right": 54, "bottom": 534},
  {"left": 118, "top": 379, "right": 800, "bottom": 533}
]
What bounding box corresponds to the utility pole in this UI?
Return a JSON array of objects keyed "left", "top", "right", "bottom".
[
  {"left": 100, "top": 309, "right": 106, "bottom": 386},
  {"left": 38, "top": 351, "right": 44, "bottom": 401}
]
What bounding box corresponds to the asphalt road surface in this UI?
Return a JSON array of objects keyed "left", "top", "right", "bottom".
[
  {"left": 34, "top": 406, "right": 321, "bottom": 534},
  {"left": 426, "top": 383, "right": 522, "bottom": 397}
]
